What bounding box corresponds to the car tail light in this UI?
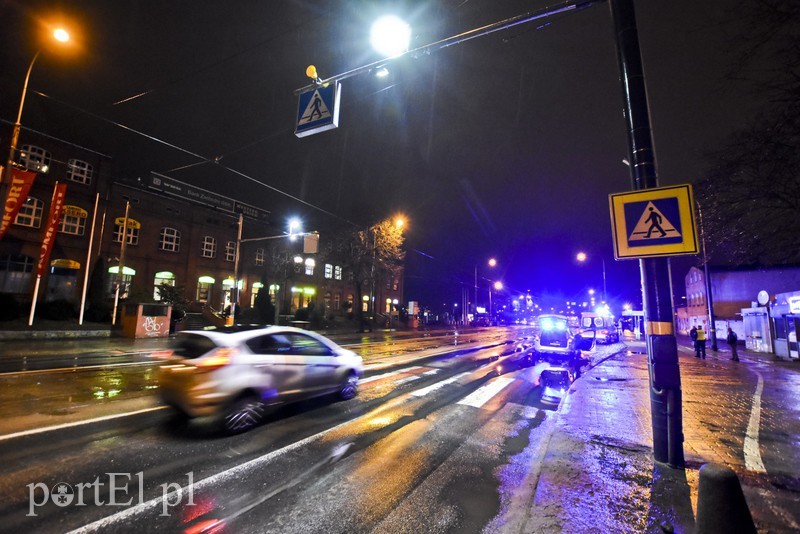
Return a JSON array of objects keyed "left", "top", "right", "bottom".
[{"left": 196, "top": 348, "right": 237, "bottom": 372}]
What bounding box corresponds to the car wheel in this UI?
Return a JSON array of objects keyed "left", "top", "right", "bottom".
[
  {"left": 222, "top": 395, "right": 264, "bottom": 434},
  {"left": 338, "top": 373, "right": 359, "bottom": 401}
]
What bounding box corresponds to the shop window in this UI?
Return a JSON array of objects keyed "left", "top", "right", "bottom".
[
  {"left": 154, "top": 271, "right": 175, "bottom": 301},
  {"left": 160, "top": 227, "right": 180, "bottom": 252},
  {"left": 0, "top": 254, "right": 34, "bottom": 294},
  {"left": 14, "top": 197, "right": 43, "bottom": 228},
  {"left": 201, "top": 236, "right": 217, "bottom": 258},
  {"left": 196, "top": 276, "right": 215, "bottom": 302},
  {"left": 67, "top": 159, "right": 93, "bottom": 184},
  {"left": 19, "top": 145, "right": 50, "bottom": 173},
  {"left": 304, "top": 258, "right": 315, "bottom": 276},
  {"left": 46, "top": 264, "right": 79, "bottom": 301}
]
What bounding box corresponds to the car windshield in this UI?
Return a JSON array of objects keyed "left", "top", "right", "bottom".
[{"left": 171, "top": 333, "right": 219, "bottom": 359}]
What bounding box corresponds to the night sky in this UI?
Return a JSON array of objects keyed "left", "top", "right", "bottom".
[{"left": 0, "top": 0, "right": 764, "bottom": 313}]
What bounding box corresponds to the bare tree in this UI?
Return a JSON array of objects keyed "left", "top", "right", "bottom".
[{"left": 696, "top": 0, "right": 800, "bottom": 266}]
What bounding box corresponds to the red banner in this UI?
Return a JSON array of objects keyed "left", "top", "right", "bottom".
[
  {"left": 0, "top": 168, "right": 37, "bottom": 241},
  {"left": 37, "top": 182, "right": 68, "bottom": 277}
]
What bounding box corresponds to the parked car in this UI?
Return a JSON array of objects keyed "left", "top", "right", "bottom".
[
  {"left": 534, "top": 314, "right": 595, "bottom": 365},
  {"left": 539, "top": 367, "right": 575, "bottom": 404},
  {"left": 158, "top": 326, "right": 363, "bottom": 433}
]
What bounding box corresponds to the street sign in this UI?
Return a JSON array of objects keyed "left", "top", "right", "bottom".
[
  {"left": 609, "top": 184, "right": 699, "bottom": 259},
  {"left": 295, "top": 82, "right": 341, "bottom": 138}
]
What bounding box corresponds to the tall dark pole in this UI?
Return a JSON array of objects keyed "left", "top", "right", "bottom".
[{"left": 609, "top": 0, "right": 684, "bottom": 468}]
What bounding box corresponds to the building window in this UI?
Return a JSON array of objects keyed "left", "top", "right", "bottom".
[
  {"left": 113, "top": 219, "right": 140, "bottom": 245},
  {"left": 59, "top": 206, "right": 87, "bottom": 236},
  {"left": 255, "top": 248, "right": 265, "bottom": 266},
  {"left": 201, "top": 236, "right": 217, "bottom": 258},
  {"left": 67, "top": 159, "right": 93, "bottom": 184},
  {"left": 324, "top": 263, "right": 333, "bottom": 279},
  {"left": 160, "top": 227, "right": 180, "bottom": 252},
  {"left": 154, "top": 271, "right": 175, "bottom": 301},
  {"left": 14, "top": 197, "right": 43, "bottom": 228},
  {"left": 196, "top": 276, "right": 214, "bottom": 302},
  {"left": 334, "top": 293, "right": 341, "bottom": 310},
  {"left": 19, "top": 145, "right": 50, "bottom": 173},
  {"left": 334, "top": 266, "right": 343, "bottom": 280},
  {"left": 0, "top": 254, "right": 34, "bottom": 294},
  {"left": 225, "top": 241, "right": 236, "bottom": 262},
  {"left": 304, "top": 258, "right": 315, "bottom": 276}
]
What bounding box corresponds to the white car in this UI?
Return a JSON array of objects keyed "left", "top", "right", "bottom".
[{"left": 158, "top": 326, "right": 363, "bottom": 433}]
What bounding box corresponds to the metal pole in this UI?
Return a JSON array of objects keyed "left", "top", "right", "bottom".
[
  {"left": 2, "top": 52, "right": 40, "bottom": 191},
  {"left": 697, "top": 204, "right": 719, "bottom": 351},
  {"left": 228, "top": 213, "right": 243, "bottom": 326},
  {"left": 112, "top": 201, "right": 130, "bottom": 326},
  {"left": 474, "top": 264, "right": 478, "bottom": 317},
  {"left": 610, "top": 0, "right": 684, "bottom": 468},
  {"left": 602, "top": 258, "right": 607, "bottom": 303},
  {"left": 78, "top": 193, "right": 100, "bottom": 324}
]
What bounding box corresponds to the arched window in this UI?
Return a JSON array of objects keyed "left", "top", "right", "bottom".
[
  {"left": 59, "top": 205, "right": 88, "bottom": 235},
  {"left": 14, "top": 197, "right": 43, "bottom": 228},
  {"left": 19, "top": 145, "right": 50, "bottom": 173},
  {"left": 160, "top": 227, "right": 180, "bottom": 252},
  {"left": 67, "top": 159, "right": 93, "bottom": 184}
]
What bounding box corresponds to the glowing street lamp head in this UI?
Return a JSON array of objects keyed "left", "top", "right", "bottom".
[
  {"left": 576, "top": 252, "right": 587, "bottom": 262},
  {"left": 53, "top": 28, "right": 70, "bottom": 42},
  {"left": 288, "top": 217, "right": 302, "bottom": 240},
  {"left": 488, "top": 258, "right": 497, "bottom": 268},
  {"left": 370, "top": 15, "right": 411, "bottom": 58},
  {"left": 493, "top": 281, "right": 503, "bottom": 291},
  {"left": 395, "top": 216, "right": 405, "bottom": 228}
]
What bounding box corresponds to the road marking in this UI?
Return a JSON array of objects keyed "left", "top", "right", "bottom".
[
  {"left": 65, "top": 408, "right": 381, "bottom": 533},
  {"left": 744, "top": 371, "right": 766, "bottom": 473},
  {"left": 395, "top": 375, "right": 422, "bottom": 385},
  {"left": 0, "top": 406, "right": 166, "bottom": 442},
  {"left": 0, "top": 360, "right": 156, "bottom": 377},
  {"left": 411, "top": 372, "right": 470, "bottom": 397},
  {"left": 458, "top": 377, "right": 515, "bottom": 408},
  {"left": 358, "top": 366, "right": 422, "bottom": 384}
]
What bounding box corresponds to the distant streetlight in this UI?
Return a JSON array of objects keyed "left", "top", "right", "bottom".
[
  {"left": 3, "top": 28, "right": 71, "bottom": 189},
  {"left": 489, "top": 280, "right": 503, "bottom": 318},
  {"left": 370, "top": 15, "right": 411, "bottom": 58},
  {"left": 576, "top": 251, "right": 607, "bottom": 304},
  {"left": 288, "top": 217, "right": 302, "bottom": 240},
  {"left": 474, "top": 257, "right": 497, "bottom": 315}
]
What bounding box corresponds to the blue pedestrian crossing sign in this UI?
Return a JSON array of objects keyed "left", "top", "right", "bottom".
[
  {"left": 609, "top": 184, "right": 699, "bottom": 259},
  {"left": 295, "top": 82, "right": 341, "bottom": 138}
]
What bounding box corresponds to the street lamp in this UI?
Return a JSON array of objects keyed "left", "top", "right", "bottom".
[
  {"left": 3, "top": 27, "right": 71, "bottom": 189},
  {"left": 370, "top": 15, "right": 411, "bottom": 59},
  {"left": 474, "top": 257, "right": 497, "bottom": 316},
  {"left": 576, "top": 251, "right": 607, "bottom": 304},
  {"left": 489, "top": 280, "right": 503, "bottom": 319}
]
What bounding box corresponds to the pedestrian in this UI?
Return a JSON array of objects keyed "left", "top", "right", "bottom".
[
  {"left": 727, "top": 327, "right": 739, "bottom": 361},
  {"left": 690, "top": 326, "right": 699, "bottom": 357},
  {"left": 696, "top": 326, "right": 707, "bottom": 359}
]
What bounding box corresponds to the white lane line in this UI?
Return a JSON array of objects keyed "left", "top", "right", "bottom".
[
  {"left": 422, "top": 369, "right": 440, "bottom": 376},
  {"left": 744, "top": 371, "right": 767, "bottom": 473},
  {"left": 411, "top": 372, "right": 470, "bottom": 397},
  {"left": 358, "top": 366, "right": 423, "bottom": 384},
  {"left": 395, "top": 375, "right": 422, "bottom": 386},
  {"left": 458, "top": 377, "right": 515, "bottom": 408},
  {"left": 66, "top": 415, "right": 362, "bottom": 534},
  {"left": 0, "top": 406, "right": 166, "bottom": 442}
]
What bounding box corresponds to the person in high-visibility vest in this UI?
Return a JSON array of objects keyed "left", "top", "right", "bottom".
[{"left": 696, "top": 326, "right": 707, "bottom": 359}]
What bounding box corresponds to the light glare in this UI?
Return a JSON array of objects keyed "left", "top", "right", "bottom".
[
  {"left": 370, "top": 16, "right": 411, "bottom": 58},
  {"left": 53, "top": 28, "right": 70, "bottom": 42}
]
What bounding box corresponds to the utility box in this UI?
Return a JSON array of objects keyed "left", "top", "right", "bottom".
[{"left": 121, "top": 303, "right": 172, "bottom": 338}]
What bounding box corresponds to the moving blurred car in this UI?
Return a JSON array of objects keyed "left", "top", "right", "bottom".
[
  {"left": 158, "top": 326, "right": 363, "bottom": 433},
  {"left": 581, "top": 312, "right": 619, "bottom": 344},
  {"left": 534, "top": 314, "right": 595, "bottom": 365},
  {"left": 470, "top": 314, "right": 491, "bottom": 327},
  {"left": 539, "top": 367, "right": 575, "bottom": 404}
]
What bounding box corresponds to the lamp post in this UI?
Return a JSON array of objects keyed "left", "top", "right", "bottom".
[
  {"left": 489, "top": 281, "right": 503, "bottom": 320},
  {"left": 474, "top": 257, "right": 497, "bottom": 317},
  {"left": 577, "top": 251, "right": 607, "bottom": 304},
  {"left": 3, "top": 29, "right": 70, "bottom": 190}
]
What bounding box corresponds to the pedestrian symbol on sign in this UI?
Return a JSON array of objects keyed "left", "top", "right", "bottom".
[
  {"left": 298, "top": 89, "right": 331, "bottom": 125},
  {"left": 626, "top": 199, "right": 682, "bottom": 246}
]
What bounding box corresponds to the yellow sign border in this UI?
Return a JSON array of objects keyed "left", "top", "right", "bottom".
[{"left": 609, "top": 184, "right": 699, "bottom": 259}]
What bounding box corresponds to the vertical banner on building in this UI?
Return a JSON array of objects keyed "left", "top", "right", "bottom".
[
  {"left": 0, "top": 168, "right": 37, "bottom": 241},
  {"left": 37, "top": 182, "right": 68, "bottom": 276},
  {"left": 29, "top": 182, "right": 67, "bottom": 326}
]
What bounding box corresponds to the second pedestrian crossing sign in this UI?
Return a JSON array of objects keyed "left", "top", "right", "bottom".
[{"left": 609, "top": 184, "right": 699, "bottom": 259}]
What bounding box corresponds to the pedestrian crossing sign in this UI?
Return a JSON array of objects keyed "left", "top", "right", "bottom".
[
  {"left": 295, "top": 82, "right": 341, "bottom": 138},
  {"left": 609, "top": 184, "right": 699, "bottom": 259}
]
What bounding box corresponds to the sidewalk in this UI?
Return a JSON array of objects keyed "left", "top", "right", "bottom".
[{"left": 522, "top": 340, "right": 799, "bottom": 533}]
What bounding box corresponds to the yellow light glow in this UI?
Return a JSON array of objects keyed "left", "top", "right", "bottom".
[
  {"left": 53, "top": 28, "right": 70, "bottom": 42},
  {"left": 306, "top": 65, "right": 318, "bottom": 80}
]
